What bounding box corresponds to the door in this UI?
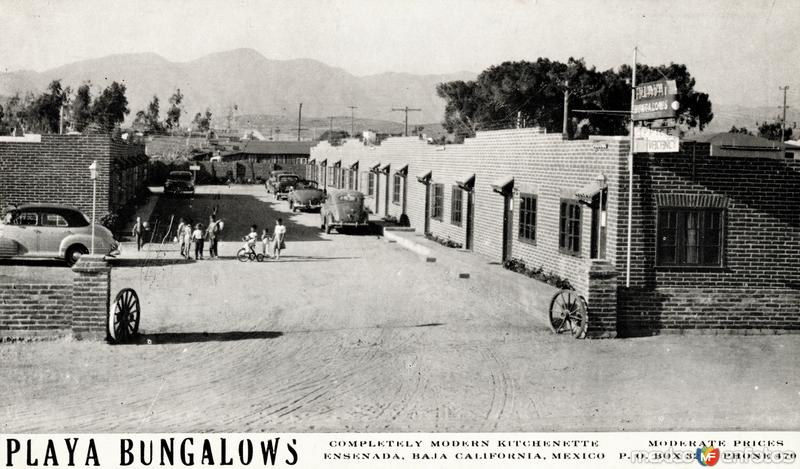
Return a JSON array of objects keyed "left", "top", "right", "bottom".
[
  {"left": 423, "top": 183, "right": 431, "bottom": 234},
  {"left": 501, "top": 195, "right": 513, "bottom": 262},
  {"left": 384, "top": 170, "right": 391, "bottom": 216},
  {"left": 465, "top": 190, "right": 475, "bottom": 250},
  {"left": 38, "top": 212, "right": 71, "bottom": 255},
  {"left": 590, "top": 191, "right": 607, "bottom": 259},
  {"left": 374, "top": 172, "right": 381, "bottom": 215}
]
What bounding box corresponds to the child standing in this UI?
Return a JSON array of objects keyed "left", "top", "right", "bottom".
[
  {"left": 183, "top": 221, "right": 193, "bottom": 259},
  {"left": 192, "top": 223, "right": 205, "bottom": 259},
  {"left": 176, "top": 217, "right": 186, "bottom": 256},
  {"left": 272, "top": 218, "right": 286, "bottom": 260},
  {"left": 261, "top": 227, "right": 271, "bottom": 256}
]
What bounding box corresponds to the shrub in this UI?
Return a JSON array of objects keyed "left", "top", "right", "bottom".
[
  {"left": 424, "top": 232, "right": 463, "bottom": 249},
  {"left": 502, "top": 257, "right": 573, "bottom": 290}
]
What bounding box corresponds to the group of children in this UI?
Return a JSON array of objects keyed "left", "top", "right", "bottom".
[
  {"left": 176, "top": 215, "right": 223, "bottom": 260},
  {"left": 243, "top": 218, "right": 286, "bottom": 260}
]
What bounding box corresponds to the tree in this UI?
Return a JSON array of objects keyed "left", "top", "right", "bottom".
[
  {"left": 165, "top": 88, "right": 184, "bottom": 132},
  {"left": 71, "top": 83, "right": 93, "bottom": 132},
  {"left": 319, "top": 129, "right": 349, "bottom": 143},
  {"left": 758, "top": 122, "right": 793, "bottom": 142},
  {"left": 91, "top": 81, "right": 129, "bottom": 132},
  {"left": 436, "top": 58, "right": 714, "bottom": 140},
  {"left": 192, "top": 108, "right": 212, "bottom": 132},
  {"left": 729, "top": 126, "right": 753, "bottom": 135},
  {"left": 24, "top": 80, "right": 71, "bottom": 133},
  {"left": 136, "top": 95, "right": 164, "bottom": 134}
]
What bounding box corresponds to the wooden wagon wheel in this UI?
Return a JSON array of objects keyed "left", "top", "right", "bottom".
[
  {"left": 107, "top": 288, "right": 140, "bottom": 344},
  {"left": 548, "top": 289, "right": 588, "bottom": 339}
]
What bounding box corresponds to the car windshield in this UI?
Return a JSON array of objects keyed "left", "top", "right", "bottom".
[
  {"left": 169, "top": 172, "right": 193, "bottom": 181},
  {"left": 337, "top": 193, "right": 362, "bottom": 202},
  {"left": 295, "top": 181, "right": 318, "bottom": 190}
]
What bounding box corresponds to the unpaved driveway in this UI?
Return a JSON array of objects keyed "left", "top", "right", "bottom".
[{"left": 1, "top": 185, "right": 798, "bottom": 432}]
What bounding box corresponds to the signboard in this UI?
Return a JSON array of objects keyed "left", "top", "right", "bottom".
[
  {"left": 632, "top": 79, "right": 679, "bottom": 121},
  {"left": 189, "top": 165, "right": 201, "bottom": 171},
  {"left": 633, "top": 126, "right": 680, "bottom": 153}
]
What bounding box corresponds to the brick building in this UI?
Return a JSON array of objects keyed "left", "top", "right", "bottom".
[
  {"left": 309, "top": 128, "right": 800, "bottom": 336},
  {"left": 0, "top": 134, "right": 149, "bottom": 216},
  {"left": 193, "top": 140, "right": 313, "bottom": 182}
]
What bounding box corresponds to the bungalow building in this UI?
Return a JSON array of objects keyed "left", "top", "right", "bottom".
[
  {"left": 192, "top": 140, "right": 314, "bottom": 182},
  {"left": 309, "top": 128, "right": 800, "bottom": 337}
]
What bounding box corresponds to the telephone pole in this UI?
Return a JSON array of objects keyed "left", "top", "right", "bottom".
[
  {"left": 348, "top": 105, "right": 358, "bottom": 136},
  {"left": 297, "top": 103, "right": 303, "bottom": 141},
  {"left": 391, "top": 106, "right": 422, "bottom": 136},
  {"left": 779, "top": 86, "right": 790, "bottom": 142},
  {"left": 562, "top": 80, "right": 571, "bottom": 139}
]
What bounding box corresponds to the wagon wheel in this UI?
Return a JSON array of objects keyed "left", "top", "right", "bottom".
[
  {"left": 548, "top": 289, "right": 588, "bottom": 339},
  {"left": 108, "top": 288, "right": 140, "bottom": 344}
]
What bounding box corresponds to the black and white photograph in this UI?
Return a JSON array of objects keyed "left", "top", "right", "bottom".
[{"left": 0, "top": 0, "right": 798, "bottom": 466}]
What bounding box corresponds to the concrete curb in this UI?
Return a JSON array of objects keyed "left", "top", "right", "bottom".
[{"left": 382, "top": 230, "right": 433, "bottom": 258}]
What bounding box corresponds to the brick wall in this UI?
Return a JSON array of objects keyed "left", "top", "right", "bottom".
[
  {"left": 0, "top": 256, "right": 111, "bottom": 340},
  {"left": 199, "top": 158, "right": 306, "bottom": 183},
  {"left": 0, "top": 135, "right": 147, "bottom": 215}
]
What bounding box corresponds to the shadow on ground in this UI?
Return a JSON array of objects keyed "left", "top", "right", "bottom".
[
  {"left": 110, "top": 258, "right": 196, "bottom": 267},
  {"left": 136, "top": 330, "right": 283, "bottom": 344}
]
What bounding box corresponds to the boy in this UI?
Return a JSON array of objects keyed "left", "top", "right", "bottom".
[{"left": 243, "top": 224, "right": 258, "bottom": 255}]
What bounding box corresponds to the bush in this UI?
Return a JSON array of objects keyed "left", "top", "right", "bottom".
[
  {"left": 502, "top": 257, "right": 573, "bottom": 290},
  {"left": 99, "top": 212, "right": 120, "bottom": 231},
  {"left": 425, "top": 232, "right": 463, "bottom": 249}
]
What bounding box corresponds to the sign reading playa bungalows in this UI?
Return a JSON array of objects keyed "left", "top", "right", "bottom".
[{"left": 632, "top": 79, "right": 679, "bottom": 121}]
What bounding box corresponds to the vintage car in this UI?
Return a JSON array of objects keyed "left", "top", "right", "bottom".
[
  {"left": 287, "top": 180, "right": 325, "bottom": 212},
  {"left": 320, "top": 190, "right": 369, "bottom": 233},
  {"left": 267, "top": 173, "right": 300, "bottom": 200},
  {"left": 164, "top": 171, "right": 195, "bottom": 195},
  {"left": 0, "top": 204, "right": 120, "bottom": 266}
]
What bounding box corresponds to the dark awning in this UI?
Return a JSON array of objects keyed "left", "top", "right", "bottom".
[
  {"left": 331, "top": 159, "right": 341, "bottom": 168},
  {"left": 416, "top": 170, "right": 432, "bottom": 183},
  {"left": 307, "top": 158, "right": 316, "bottom": 165},
  {"left": 379, "top": 163, "right": 391, "bottom": 174},
  {"left": 319, "top": 159, "right": 327, "bottom": 166},
  {"left": 395, "top": 164, "right": 408, "bottom": 176},
  {"left": 491, "top": 176, "right": 514, "bottom": 195},
  {"left": 349, "top": 161, "right": 359, "bottom": 170},
  {"left": 368, "top": 162, "right": 381, "bottom": 172},
  {"left": 575, "top": 179, "right": 607, "bottom": 204},
  {"left": 456, "top": 173, "right": 475, "bottom": 190}
]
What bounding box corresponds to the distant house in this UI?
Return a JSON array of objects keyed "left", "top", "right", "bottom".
[
  {"left": 686, "top": 132, "right": 787, "bottom": 159},
  {"left": 191, "top": 140, "right": 315, "bottom": 182}
]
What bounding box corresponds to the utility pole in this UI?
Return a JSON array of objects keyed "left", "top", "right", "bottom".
[
  {"left": 779, "top": 86, "right": 790, "bottom": 142},
  {"left": 626, "top": 46, "right": 637, "bottom": 288},
  {"left": 348, "top": 105, "right": 358, "bottom": 136},
  {"left": 562, "top": 80, "right": 571, "bottom": 139},
  {"left": 391, "top": 106, "right": 422, "bottom": 136},
  {"left": 297, "top": 103, "right": 303, "bottom": 141}
]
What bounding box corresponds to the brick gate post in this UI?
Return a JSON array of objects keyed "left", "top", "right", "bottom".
[
  {"left": 71, "top": 255, "right": 111, "bottom": 340},
  {"left": 585, "top": 260, "right": 618, "bottom": 338}
]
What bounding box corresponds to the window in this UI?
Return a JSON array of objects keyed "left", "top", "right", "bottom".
[
  {"left": 432, "top": 184, "right": 444, "bottom": 220},
  {"left": 559, "top": 200, "right": 581, "bottom": 256},
  {"left": 12, "top": 212, "right": 38, "bottom": 226},
  {"left": 393, "top": 174, "right": 402, "bottom": 204},
  {"left": 657, "top": 209, "right": 723, "bottom": 267},
  {"left": 42, "top": 213, "right": 68, "bottom": 227},
  {"left": 327, "top": 167, "right": 334, "bottom": 186},
  {"left": 451, "top": 186, "right": 463, "bottom": 226},
  {"left": 518, "top": 194, "right": 537, "bottom": 244},
  {"left": 367, "top": 172, "right": 375, "bottom": 196}
]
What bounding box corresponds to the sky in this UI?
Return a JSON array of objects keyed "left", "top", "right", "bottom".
[{"left": 1, "top": 0, "right": 798, "bottom": 109}]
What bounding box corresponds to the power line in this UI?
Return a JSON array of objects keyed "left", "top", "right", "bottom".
[{"left": 391, "top": 106, "right": 422, "bottom": 136}]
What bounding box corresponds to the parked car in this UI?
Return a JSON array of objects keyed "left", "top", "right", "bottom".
[
  {"left": 164, "top": 171, "right": 195, "bottom": 195},
  {"left": 0, "top": 204, "right": 120, "bottom": 266},
  {"left": 287, "top": 180, "right": 325, "bottom": 212},
  {"left": 265, "top": 170, "right": 291, "bottom": 194},
  {"left": 268, "top": 173, "right": 300, "bottom": 200},
  {"left": 320, "top": 190, "right": 369, "bottom": 233}
]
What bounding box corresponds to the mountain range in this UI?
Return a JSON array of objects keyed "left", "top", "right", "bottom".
[
  {"left": 0, "top": 48, "right": 794, "bottom": 137},
  {"left": 0, "top": 48, "right": 474, "bottom": 127}
]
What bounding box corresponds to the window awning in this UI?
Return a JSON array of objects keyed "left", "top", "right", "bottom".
[
  {"left": 331, "top": 160, "right": 341, "bottom": 168},
  {"left": 319, "top": 159, "right": 327, "bottom": 166},
  {"left": 395, "top": 164, "right": 408, "bottom": 176},
  {"left": 575, "top": 179, "right": 607, "bottom": 204},
  {"left": 379, "top": 163, "right": 391, "bottom": 174},
  {"left": 307, "top": 158, "right": 316, "bottom": 165},
  {"left": 349, "top": 161, "right": 359, "bottom": 170},
  {"left": 456, "top": 173, "right": 475, "bottom": 190},
  {"left": 416, "top": 170, "right": 432, "bottom": 183},
  {"left": 367, "top": 162, "right": 381, "bottom": 172},
  {"left": 491, "top": 176, "right": 514, "bottom": 195}
]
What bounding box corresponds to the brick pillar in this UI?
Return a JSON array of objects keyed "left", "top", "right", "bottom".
[
  {"left": 585, "top": 260, "right": 618, "bottom": 338},
  {"left": 71, "top": 255, "right": 111, "bottom": 340}
]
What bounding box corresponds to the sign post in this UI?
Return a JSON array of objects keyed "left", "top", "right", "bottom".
[{"left": 89, "top": 160, "right": 98, "bottom": 255}]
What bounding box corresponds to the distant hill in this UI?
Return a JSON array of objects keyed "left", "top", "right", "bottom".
[
  {"left": 0, "top": 48, "right": 474, "bottom": 127},
  {"left": 703, "top": 103, "right": 800, "bottom": 135}
]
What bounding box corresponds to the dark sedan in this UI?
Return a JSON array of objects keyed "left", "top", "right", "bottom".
[
  {"left": 287, "top": 180, "right": 325, "bottom": 212},
  {"left": 320, "top": 190, "right": 369, "bottom": 233}
]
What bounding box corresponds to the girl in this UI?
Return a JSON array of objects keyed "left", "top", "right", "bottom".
[
  {"left": 192, "top": 223, "right": 205, "bottom": 260},
  {"left": 271, "top": 218, "right": 286, "bottom": 260},
  {"left": 182, "top": 221, "right": 193, "bottom": 259},
  {"left": 261, "top": 227, "right": 271, "bottom": 257}
]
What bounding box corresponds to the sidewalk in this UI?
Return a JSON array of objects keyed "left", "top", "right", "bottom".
[{"left": 381, "top": 226, "right": 558, "bottom": 329}]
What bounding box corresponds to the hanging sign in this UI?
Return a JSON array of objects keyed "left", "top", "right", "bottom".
[
  {"left": 633, "top": 79, "right": 679, "bottom": 121},
  {"left": 633, "top": 126, "right": 680, "bottom": 153}
]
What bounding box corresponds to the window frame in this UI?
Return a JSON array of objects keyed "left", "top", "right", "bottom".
[
  {"left": 392, "top": 174, "right": 402, "bottom": 205},
  {"left": 656, "top": 207, "right": 725, "bottom": 268},
  {"left": 450, "top": 186, "right": 463, "bottom": 226},
  {"left": 367, "top": 172, "right": 375, "bottom": 196},
  {"left": 431, "top": 183, "right": 444, "bottom": 221},
  {"left": 559, "top": 199, "right": 582, "bottom": 257},
  {"left": 517, "top": 193, "right": 537, "bottom": 245}
]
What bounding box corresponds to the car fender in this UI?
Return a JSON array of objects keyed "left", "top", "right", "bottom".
[{"left": 59, "top": 233, "right": 101, "bottom": 256}]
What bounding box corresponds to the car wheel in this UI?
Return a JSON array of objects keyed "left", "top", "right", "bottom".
[{"left": 65, "top": 244, "right": 89, "bottom": 267}]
